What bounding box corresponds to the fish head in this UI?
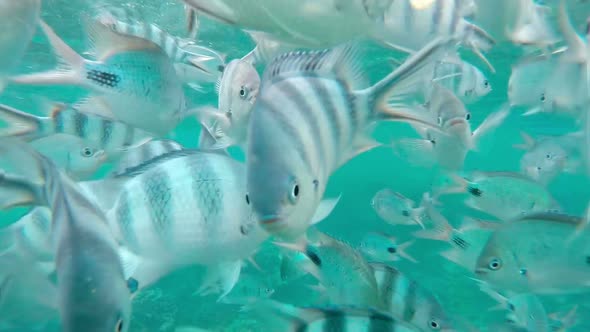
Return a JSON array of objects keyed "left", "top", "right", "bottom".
[
  {"left": 434, "top": 96, "right": 471, "bottom": 143},
  {"left": 413, "top": 299, "right": 454, "bottom": 332},
  {"left": 218, "top": 59, "right": 261, "bottom": 126},
  {"left": 475, "top": 238, "right": 527, "bottom": 291},
  {"left": 65, "top": 146, "right": 107, "bottom": 180},
  {"left": 521, "top": 144, "right": 568, "bottom": 183},
  {"left": 473, "top": 68, "right": 492, "bottom": 98},
  {"left": 371, "top": 189, "right": 415, "bottom": 226},
  {"left": 247, "top": 107, "right": 323, "bottom": 239}
]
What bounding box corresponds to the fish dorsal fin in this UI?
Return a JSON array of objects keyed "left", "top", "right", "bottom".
[
  {"left": 110, "top": 139, "right": 184, "bottom": 177},
  {"left": 73, "top": 96, "right": 116, "bottom": 118},
  {"left": 263, "top": 44, "right": 367, "bottom": 89},
  {"left": 515, "top": 212, "right": 584, "bottom": 226},
  {"left": 83, "top": 15, "right": 161, "bottom": 61}
]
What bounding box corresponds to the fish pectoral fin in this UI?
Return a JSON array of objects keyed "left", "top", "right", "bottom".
[
  {"left": 341, "top": 136, "right": 381, "bottom": 166},
  {"left": 310, "top": 194, "right": 342, "bottom": 225},
  {"left": 117, "top": 247, "right": 170, "bottom": 295},
  {"left": 472, "top": 104, "right": 510, "bottom": 148},
  {"left": 195, "top": 260, "right": 242, "bottom": 301}
]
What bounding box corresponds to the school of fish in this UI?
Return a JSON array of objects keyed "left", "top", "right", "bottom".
[{"left": 1, "top": 0, "right": 590, "bottom": 331}]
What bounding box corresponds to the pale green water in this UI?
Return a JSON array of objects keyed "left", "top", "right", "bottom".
[{"left": 1, "top": 1, "right": 590, "bottom": 331}]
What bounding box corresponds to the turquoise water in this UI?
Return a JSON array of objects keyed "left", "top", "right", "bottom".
[{"left": 2, "top": 0, "right": 590, "bottom": 331}]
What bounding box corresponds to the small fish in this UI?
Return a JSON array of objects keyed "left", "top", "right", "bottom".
[
  {"left": 438, "top": 171, "right": 560, "bottom": 221},
  {"left": 95, "top": 6, "right": 226, "bottom": 86},
  {"left": 472, "top": 0, "right": 557, "bottom": 46},
  {"left": 381, "top": 0, "right": 495, "bottom": 71},
  {"left": 30, "top": 134, "right": 107, "bottom": 180},
  {"left": 183, "top": 0, "right": 394, "bottom": 48},
  {"left": 104, "top": 149, "right": 268, "bottom": 299},
  {"left": 219, "top": 274, "right": 275, "bottom": 309},
  {"left": 371, "top": 263, "right": 454, "bottom": 331},
  {"left": 0, "top": 139, "right": 131, "bottom": 332},
  {"left": 358, "top": 232, "right": 417, "bottom": 263},
  {"left": 253, "top": 299, "right": 425, "bottom": 332},
  {"left": 247, "top": 38, "right": 448, "bottom": 240},
  {"left": 0, "top": 102, "right": 153, "bottom": 159},
  {"left": 0, "top": 0, "right": 40, "bottom": 93},
  {"left": 394, "top": 86, "right": 508, "bottom": 171},
  {"left": 371, "top": 188, "right": 426, "bottom": 228},
  {"left": 276, "top": 231, "right": 383, "bottom": 309},
  {"left": 197, "top": 59, "right": 261, "bottom": 149},
  {"left": 474, "top": 212, "right": 590, "bottom": 294},
  {"left": 431, "top": 58, "right": 492, "bottom": 104},
  {"left": 11, "top": 19, "right": 186, "bottom": 136},
  {"left": 516, "top": 131, "right": 582, "bottom": 184}
]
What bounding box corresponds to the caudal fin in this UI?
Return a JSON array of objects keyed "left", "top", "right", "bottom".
[
  {"left": 0, "top": 104, "right": 50, "bottom": 141},
  {"left": 11, "top": 20, "right": 85, "bottom": 86},
  {"left": 369, "top": 37, "right": 451, "bottom": 129}
]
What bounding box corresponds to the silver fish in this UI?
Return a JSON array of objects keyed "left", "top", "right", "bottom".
[
  {"left": 371, "top": 189, "right": 425, "bottom": 228},
  {"left": 0, "top": 102, "right": 153, "bottom": 159},
  {"left": 198, "top": 59, "right": 261, "bottom": 149},
  {"left": 0, "top": 0, "right": 40, "bottom": 93},
  {"left": 247, "top": 38, "right": 448, "bottom": 240},
  {"left": 110, "top": 139, "right": 183, "bottom": 177},
  {"left": 432, "top": 58, "right": 492, "bottom": 104},
  {"left": 12, "top": 19, "right": 186, "bottom": 136},
  {"left": 475, "top": 212, "right": 590, "bottom": 294},
  {"left": 0, "top": 140, "right": 131, "bottom": 332}
]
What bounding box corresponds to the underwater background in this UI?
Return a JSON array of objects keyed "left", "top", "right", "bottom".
[{"left": 2, "top": 0, "right": 590, "bottom": 331}]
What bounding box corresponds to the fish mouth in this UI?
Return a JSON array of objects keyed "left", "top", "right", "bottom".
[
  {"left": 260, "top": 214, "right": 282, "bottom": 226},
  {"left": 447, "top": 118, "right": 466, "bottom": 128},
  {"left": 474, "top": 268, "right": 487, "bottom": 275}
]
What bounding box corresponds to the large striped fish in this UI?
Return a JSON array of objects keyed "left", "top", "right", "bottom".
[
  {"left": 11, "top": 18, "right": 186, "bottom": 136},
  {"left": 254, "top": 300, "right": 424, "bottom": 332},
  {"left": 0, "top": 102, "right": 153, "bottom": 160},
  {"left": 0, "top": 140, "right": 131, "bottom": 332},
  {"left": 372, "top": 264, "right": 454, "bottom": 332},
  {"left": 246, "top": 38, "right": 447, "bottom": 240},
  {"left": 103, "top": 148, "right": 269, "bottom": 298},
  {"left": 381, "top": 0, "right": 495, "bottom": 71},
  {"left": 95, "top": 6, "right": 226, "bottom": 86}
]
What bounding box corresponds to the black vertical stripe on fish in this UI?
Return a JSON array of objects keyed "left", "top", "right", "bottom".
[
  {"left": 368, "top": 310, "right": 397, "bottom": 332},
  {"left": 101, "top": 118, "right": 113, "bottom": 147},
  {"left": 116, "top": 189, "right": 139, "bottom": 250},
  {"left": 310, "top": 79, "right": 346, "bottom": 165},
  {"left": 259, "top": 97, "right": 314, "bottom": 175},
  {"left": 323, "top": 308, "right": 346, "bottom": 332},
  {"left": 123, "top": 124, "right": 135, "bottom": 147},
  {"left": 278, "top": 79, "right": 326, "bottom": 165},
  {"left": 189, "top": 154, "right": 223, "bottom": 221},
  {"left": 403, "top": 0, "right": 415, "bottom": 34},
  {"left": 54, "top": 109, "right": 64, "bottom": 133},
  {"left": 431, "top": 0, "right": 443, "bottom": 35},
  {"left": 380, "top": 267, "right": 397, "bottom": 311},
  {"left": 142, "top": 168, "right": 173, "bottom": 244},
  {"left": 450, "top": 0, "right": 460, "bottom": 35},
  {"left": 74, "top": 112, "right": 88, "bottom": 137},
  {"left": 402, "top": 281, "right": 418, "bottom": 322}
]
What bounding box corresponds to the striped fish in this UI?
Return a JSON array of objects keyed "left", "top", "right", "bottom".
[
  {"left": 11, "top": 18, "right": 186, "bottom": 136},
  {"left": 381, "top": 0, "right": 495, "bottom": 71},
  {"left": 372, "top": 264, "right": 454, "bottom": 332},
  {"left": 0, "top": 139, "right": 131, "bottom": 332},
  {"left": 1, "top": 207, "right": 53, "bottom": 263},
  {"left": 95, "top": 6, "right": 226, "bottom": 85},
  {"left": 110, "top": 139, "right": 183, "bottom": 177},
  {"left": 104, "top": 149, "right": 268, "bottom": 296},
  {"left": 0, "top": 103, "right": 153, "bottom": 159},
  {"left": 246, "top": 38, "right": 447, "bottom": 240},
  {"left": 432, "top": 58, "right": 491, "bottom": 104},
  {"left": 254, "top": 300, "right": 423, "bottom": 332}
]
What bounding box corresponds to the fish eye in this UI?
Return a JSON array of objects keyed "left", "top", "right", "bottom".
[
  {"left": 488, "top": 258, "right": 502, "bottom": 271},
  {"left": 483, "top": 80, "right": 489, "bottom": 88},
  {"left": 81, "top": 147, "right": 94, "bottom": 157},
  {"left": 401, "top": 210, "right": 410, "bottom": 217},
  {"left": 289, "top": 184, "right": 300, "bottom": 203},
  {"left": 540, "top": 93, "right": 546, "bottom": 102},
  {"left": 245, "top": 194, "right": 250, "bottom": 205},
  {"left": 546, "top": 153, "right": 552, "bottom": 160},
  {"left": 387, "top": 247, "right": 396, "bottom": 253},
  {"left": 465, "top": 113, "right": 471, "bottom": 121},
  {"left": 239, "top": 86, "right": 248, "bottom": 99},
  {"left": 429, "top": 319, "right": 441, "bottom": 330},
  {"left": 115, "top": 318, "right": 124, "bottom": 332}
]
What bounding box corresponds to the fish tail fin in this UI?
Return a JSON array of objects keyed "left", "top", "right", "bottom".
[
  {"left": 396, "top": 239, "right": 418, "bottom": 263},
  {"left": 370, "top": 37, "right": 451, "bottom": 129},
  {"left": 0, "top": 104, "right": 52, "bottom": 140},
  {"left": 0, "top": 139, "right": 56, "bottom": 209},
  {"left": 12, "top": 20, "right": 85, "bottom": 86}
]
